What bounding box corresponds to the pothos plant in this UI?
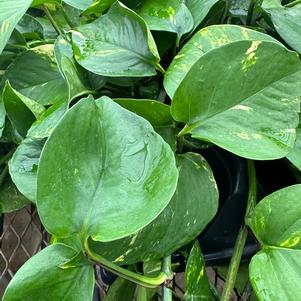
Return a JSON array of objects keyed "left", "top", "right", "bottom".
[{"left": 0, "top": 0, "right": 301, "bottom": 300}]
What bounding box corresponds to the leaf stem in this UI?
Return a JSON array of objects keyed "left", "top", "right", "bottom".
[
  {"left": 84, "top": 239, "right": 170, "bottom": 288},
  {"left": 220, "top": 160, "right": 257, "bottom": 301},
  {"left": 285, "top": 0, "right": 301, "bottom": 7},
  {"left": 0, "top": 148, "right": 15, "bottom": 166},
  {"left": 162, "top": 256, "right": 173, "bottom": 301},
  {"left": 0, "top": 165, "right": 9, "bottom": 187},
  {"left": 43, "top": 5, "right": 63, "bottom": 36},
  {"left": 156, "top": 64, "right": 166, "bottom": 75}
]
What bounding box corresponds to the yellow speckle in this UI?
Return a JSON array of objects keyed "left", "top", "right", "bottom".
[
  {"left": 1, "top": 19, "right": 10, "bottom": 33},
  {"left": 280, "top": 235, "right": 301, "bottom": 248},
  {"left": 252, "top": 133, "right": 263, "bottom": 139},
  {"left": 237, "top": 132, "right": 250, "bottom": 140},
  {"left": 114, "top": 255, "right": 125, "bottom": 263},
  {"left": 232, "top": 105, "right": 253, "bottom": 112}
]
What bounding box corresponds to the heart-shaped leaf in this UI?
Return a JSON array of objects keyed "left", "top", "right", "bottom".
[
  {"left": 9, "top": 138, "right": 45, "bottom": 202},
  {"left": 2, "top": 244, "right": 94, "bottom": 301},
  {"left": 262, "top": 2, "right": 301, "bottom": 53},
  {"left": 16, "top": 14, "right": 44, "bottom": 40},
  {"left": 72, "top": 1, "right": 162, "bottom": 77},
  {"left": 0, "top": 0, "right": 32, "bottom": 54},
  {"left": 137, "top": 0, "right": 194, "bottom": 41},
  {"left": 248, "top": 184, "right": 301, "bottom": 249},
  {"left": 1, "top": 45, "right": 68, "bottom": 105},
  {"left": 171, "top": 35, "right": 301, "bottom": 159},
  {"left": 250, "top": 248, "right": 301, "bottom": 301},
  {"left": 164, "top": 25, "right": 282, "bottom": 98},
  {"left": 37, "top": 95, "right": 178, "bottom": 242},
  {"left": 248, "top": 184, "right": 301, "bottom": 301},
  {"left": 88, "top": 152, "right": 218, "bottom": 264}
]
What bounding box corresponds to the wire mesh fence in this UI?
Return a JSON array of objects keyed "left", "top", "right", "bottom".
[{"left": 0, "top": 206, "right": 240, "bottom": 300}]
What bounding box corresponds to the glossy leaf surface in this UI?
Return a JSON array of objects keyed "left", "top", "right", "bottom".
[
  {"left": 37, "top": 96, "right": 178, "bottom": 242},
  {"left": 9, "top": 138, "right": 44, "bottom": 202},
  {"left": 186, "top": 0, "right": 220, "bottom": 32},
  {"left": 3, "top": 82, "right": 45, "bottom": 137},
  {"left": 164, "top": 25, "right": 281, "bottom": 98},
  {"left": 263, "top": 3, "right": 301, "bottom": 53},
  {"left": 1, "top": 45, "right": 68, "bottom": 105},
  {"left": 27, "top": 100, "right": 68, "bottom": 139},
  {"left": 287, "top": 125, "right": 301, "bottom": 171},
  {"left": 63, "top": 0, "right": 93, "bottom": 10},
  {"left": 249, "top": 184, "right": 301, "bottom": 249},
  {"left": 72, "top": 1, "right": 161, "bottom": 77},
  {"left": 54, "top": 36, "right": 91, "bottom": 100},
  {"left": 88, "top": 152, "right": 218, "bottom": 264},
  {"left": 171, "top": 39, "right": 301, "bottom": 159},
  {"left": 184, "top": 241, "right": 216, "bottom": 301},
  {"left": 249, "top": 184, "right": 301, "bottom": 301},
  {"left": 114, "top": 99, "right": 173, "bottom": 127},
  {"left": 0, "top": 0, "right": 32, "bottom": 54},
  {"left": 2, "top": 244, "right": 94, "bottom": 301},
  {"left": 138, "top": 0, "right": 193, "bottom": 40},
  {"left": 250, "top": 248, "right": 301, "bottom": 301}
]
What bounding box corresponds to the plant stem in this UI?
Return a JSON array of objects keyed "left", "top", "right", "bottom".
[
  {"left": 84, "top": 239, "right": 170, "bottom": 288},
  {"left": 221, "top": 0, "right": 229, "bottom": 24},
  {"left": 0, "top": 165, "right": 8, "bottom": 187},
  {"left": 43, "top": 5, "right": 63, "bottom": 36},
  {"left": 162, "top": 256, "right": 173, "bottom": 301},
  {"left": 220, "top": 160, "right": 257, "bottom": 301},
  {"left": 285, "top": 0, "right": 301, "bottom": 7},
  {"left": 0, "top": 148, "right": 15, "bottom": 166},
  {"left": 156, "top": 64, "right": 166, "bottom": 75}
]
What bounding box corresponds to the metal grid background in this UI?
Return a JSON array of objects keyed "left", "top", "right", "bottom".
[{"left": 0, "top": 206, "right": 240, "bottom": 300}]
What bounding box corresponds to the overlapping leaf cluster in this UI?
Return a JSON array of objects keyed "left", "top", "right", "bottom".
[{"left": 0, "top": 0, "right": 301, "bottom": 300}]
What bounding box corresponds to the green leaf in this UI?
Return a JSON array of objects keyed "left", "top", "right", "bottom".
[
  {"left": 3, "top": 82, "right": 45, "bottom": 138},
  {"left": 249, "top": 185, "right": 301, "bottom": 301},
  {"left": 229, "top": 0, "right": 252, "bottom": 17},
  {"left": 248, "top": 184, "right": 301, "bottom": 249},
  {"left": 0, "top": 97, "right": 5, "bottom": 138},
  {"left": 1, "top": 45, "right": 68, "bottom": 105},
  {"left": 88, "top": 152, "right": 218, "bottom": 264},
  {"left": 105, "top": 277, "right": 136, "bottom": 301},
  {"left": 27, "top": 100, "right": 68, "bottom": 139},
  {"left": 250, "top": 248, "right": 301, "bottom": 301},
  {"left": 186, "top": 0, "right": 220, "bottom": 32},
  {"left": 2, "top": 244, "right": 95, "bottom": 301},
  {"left": 171, "top": 35, "right": 301, "bottom": 159},
  {"left": 0, "top": 176, "right": 30, "bottom": 213},
  {"left": 263, "top": 3, "right": 301, "bottom": 53},
  {"left": 37, "top": 95, "right": 178, "bottom": 242},
  {"left": 184, "top": 241, "right": 216, "bottom": 301},
  {"left": 54, "top": 36, "right": 91, "bottom": 100},
  {"left": 137, "top": 0, "right": 194, "bottom": 41},
  {"left": 287, "top": 124, "right": 301, "bottom": 171},
  {"left": 63, "top": 0, "right": 93, "bottom": 10},
  {"left": 82, "top": 0, "right": 115, "bottom": 15},
  {"left": 9, "top": 138, "right": 45, "bottom": 203},
  {"left": 16, "top": 14, "right": 44, "bottom": 40},
  {"left": 164, "top": 25, "right": 282, "bottom": 98},
  {"left": 72, "top": 1, "right": 161, "bottom": 77},
  {"left": 0, "top": 0, "right": 32, "bottom": 54},
  {"left": 114, "top": 98, "right": 174, "bottom": 127}
]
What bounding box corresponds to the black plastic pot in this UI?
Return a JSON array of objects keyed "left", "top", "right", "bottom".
[{"left": 197, "top": 146, "right": 258, "bottom": 265}]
